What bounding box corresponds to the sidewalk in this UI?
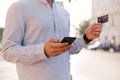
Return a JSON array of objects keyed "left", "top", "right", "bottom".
[
  {"left": 70, "top": 49, "right": 120, "bottom": 80},
  {"left": 0, "top": 59, "right": 18, "bottom": 80}
]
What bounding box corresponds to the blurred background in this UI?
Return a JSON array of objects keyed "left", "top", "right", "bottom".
[{"left": 0, "top": 0, "right": 120, "bottom": 80}]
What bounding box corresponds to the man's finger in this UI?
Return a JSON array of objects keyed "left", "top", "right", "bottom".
[
  {"left": 54, "top": 47, "right": 71, "bottom": 55},
  {"left": 49, "top": 39, "right": 59, "bottom": 43},
  {"left": 54, "top": 45, "right": 72, "bottom": 52},
  {"left": 93, "top": 28, "right": 102, "bottom": 33},
  {"left": 95, "top": 24, "right": 103, "bottom": 29},
  {"left": 52, "top": 43, "right": 69, "bottom": 48},
  {"left": 92, "top": 32, "right": 100, "bottom": 37}
]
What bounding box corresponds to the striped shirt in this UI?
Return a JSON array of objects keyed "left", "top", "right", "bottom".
[{"left": 1, "top": 0, "right": 86, "bottom": 80}]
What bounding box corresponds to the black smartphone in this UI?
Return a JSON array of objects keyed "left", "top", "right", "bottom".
[
  {"left": 61, "top": 37, "right": 76, "bottom": 45},
  {"left": 98, "top": 14, "right": 108, "bottom": 23}
]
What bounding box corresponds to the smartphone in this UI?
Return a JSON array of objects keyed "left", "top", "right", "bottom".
[
  {"left": 98, "top": 14, "right": 108, "bottom": 23},
  {"left": 61, "top": 37, "right": 76, "bottom": 45}
]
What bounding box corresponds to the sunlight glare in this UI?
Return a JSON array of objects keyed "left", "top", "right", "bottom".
[{"left": 0, "top": 0, "right": 18, "bottom": 27}]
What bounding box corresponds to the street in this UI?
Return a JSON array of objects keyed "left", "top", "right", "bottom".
[
  {"left": 70, "top": 49, "right": 120, "bottom": 80},
  {"left": 0, "top": 49, "right": 120, "bottom": 80}
]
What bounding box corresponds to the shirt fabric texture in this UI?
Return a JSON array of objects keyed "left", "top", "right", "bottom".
[{"left": 1, "top": 0, "right": 86, "bottom": 80}]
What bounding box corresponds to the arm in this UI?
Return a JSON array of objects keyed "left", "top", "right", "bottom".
[
  {"left": 66, "top": 15, "right": 86, "bottom": 54},
  {"left": 69, "top": 23, "right": 103, "bottom": 54},
  {"left": 69, "top": 35, "right": 87, "bottom": 54},
  {"left": 1, "top": 3, "right": 48, "bottom": 65}
]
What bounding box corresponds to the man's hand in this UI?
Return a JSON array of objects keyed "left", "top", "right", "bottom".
[
  {"left": 85, "top": 23, "right": 103, "bottom": 40},
  {"left": 44, "top": 39, "right": 72, "bottom": 57}
]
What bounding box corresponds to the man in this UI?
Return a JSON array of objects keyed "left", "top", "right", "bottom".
[{"left": 1, "top": 0, "right": 102, "bottom": 80}]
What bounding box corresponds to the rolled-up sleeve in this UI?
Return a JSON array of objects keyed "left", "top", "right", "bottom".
[
  {"left": 69, "top": 35, "right": 87, "bottom": 54},
  {"left": 1, "top": 3, "right": 48, "bottom": 65},
  {"left": 67, "top": 15, "right": 87, "bottom": 54}
]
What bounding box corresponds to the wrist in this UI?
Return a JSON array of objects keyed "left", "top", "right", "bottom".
[
  {"left": 44, "top": 46, "right": 50, "bottom": 58},
  {"left": 83, "top": 34, "right": 92, "bottom": 43}
]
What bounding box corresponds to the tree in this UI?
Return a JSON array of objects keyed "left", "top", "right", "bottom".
[
  {"left": 0, "top": 27, "right": 4, "bottom": 42},
  {"left": 74, "top": 20, "right": 90, "bottom": 37}
]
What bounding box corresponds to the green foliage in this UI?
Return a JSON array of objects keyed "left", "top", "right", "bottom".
[
  {"left": 0, "top": 27, "right": 4, "bottom": 42},
  {"left": 75, "top": 20, "right": 90, "bottom": 36},
  {"left": 79, "top": 20, "right": 89, "bottom": 34}
]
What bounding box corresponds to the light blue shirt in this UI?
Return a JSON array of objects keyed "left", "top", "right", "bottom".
[{"left": 1, "top": 0, "right": 86, "bottom": 80}]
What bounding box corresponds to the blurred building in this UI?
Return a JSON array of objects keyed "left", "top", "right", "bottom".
[
  {"left": 56, "top": 0, "right": 72, "bottom": 6},
  {"left": 91, "top": 0, "right": 120, "bottom": 47},
  {"left": 56, "top": 0, "right": 63, "bottom": 6}
]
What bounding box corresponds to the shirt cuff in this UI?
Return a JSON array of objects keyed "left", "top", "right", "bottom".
[
  {"left": 36, "top": 43, "right": 49, "bottom": 60},
  {"left": 80, "top": 35, "right": 88, "bottom": 47}
]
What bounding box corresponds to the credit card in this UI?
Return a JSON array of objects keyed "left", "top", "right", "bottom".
[{"left": 98, "top": 14, "right": 108, "bottom": 23}]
